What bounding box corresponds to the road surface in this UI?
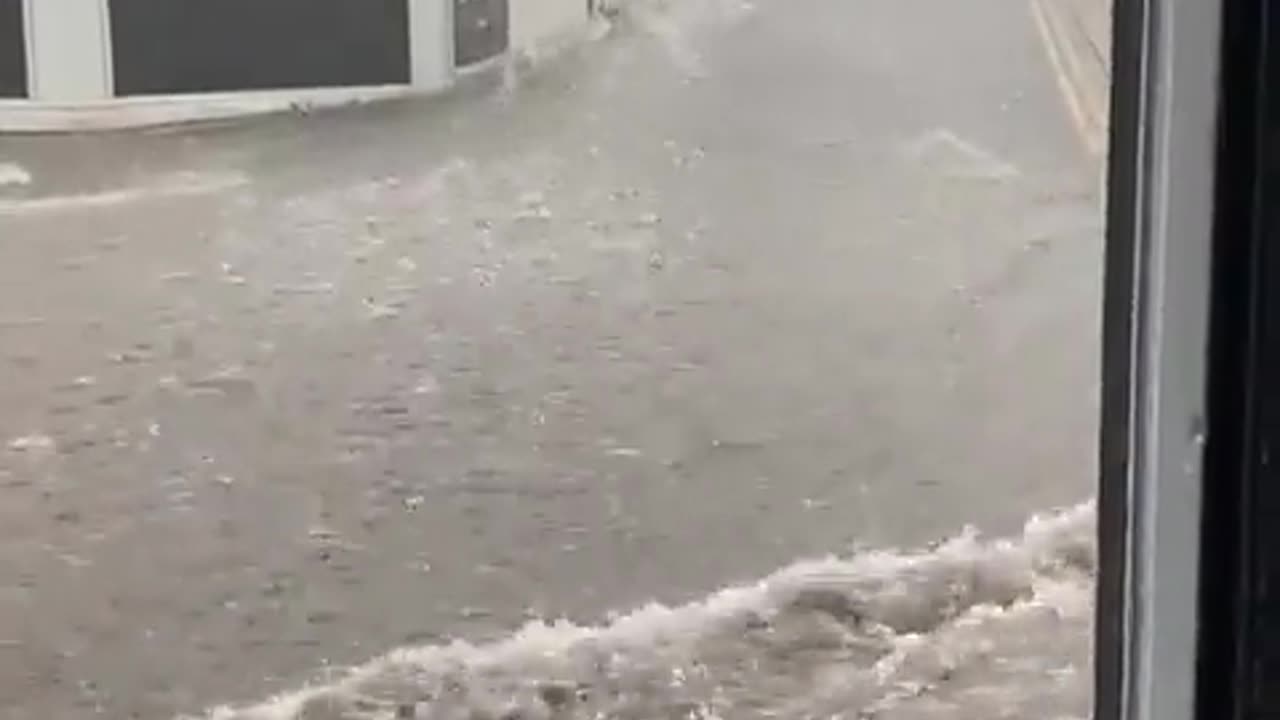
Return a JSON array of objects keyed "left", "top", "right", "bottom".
[{"left": 0, "top": 0, "right": 1102, "bottom": 717}]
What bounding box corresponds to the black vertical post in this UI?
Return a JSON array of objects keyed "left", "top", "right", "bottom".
[
  {"left": 1094, "top": 0, "right": 1145, "bottom": 713},
  {"left": 1193, "top": 0, "right": 1263, "bottom": 717}
]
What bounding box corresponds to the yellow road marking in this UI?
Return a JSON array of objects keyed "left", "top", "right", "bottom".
[{"left": 1029, "top": 0, "right": 1106, "bottom": 157}]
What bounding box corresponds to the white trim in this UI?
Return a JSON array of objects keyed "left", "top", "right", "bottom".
[
  {"left": 99, "top": 0, "right": 114, "bottom": 97},
  {"left": 20, "top": 0, "right": 34, "bottom": 98},
  {"left": 408, "top": 0, "right": 453, "bottom": 90},
  {"left": 1123, "top": 0, "right": 1223, "bottom": 719},
  {"left": 0, "top": 85, "right": 418, "bottom": 133},
  {"left": 23, "top": 0, "right": 112, "bottom": 102},
  {"left": 446, "top": 0, "right": 457, "bottom": 70}
]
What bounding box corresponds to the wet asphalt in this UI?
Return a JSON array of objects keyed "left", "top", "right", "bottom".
[{"left": 0, "top": 0, "right": 1101, "bottom": 717}]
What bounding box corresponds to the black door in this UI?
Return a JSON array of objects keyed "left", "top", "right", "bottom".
[
  {"left": 454, "top": 0, "right": 508, "bottom": 67},
  {"left": 0, "top": 0, "right": 25, "bottom": 98},
  {"left": 109, "top": 0, "right": 411, "bottom": 96}
]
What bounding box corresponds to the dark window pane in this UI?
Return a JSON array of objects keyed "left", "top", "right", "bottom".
[
  {"left": 0, "top": 0, "right": 26, "bottom": 98},
  {"left": 109, "top": 0, "right": 410, "bottom": 96}
]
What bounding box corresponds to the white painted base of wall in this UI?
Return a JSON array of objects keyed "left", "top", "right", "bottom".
[{"left": 0, "top": 85, "right": 420, "bottom": 133}]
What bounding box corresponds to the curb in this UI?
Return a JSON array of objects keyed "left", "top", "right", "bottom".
[
  {"left": 1030, "top": 0, "right": 1111, "bottom": 159},
  {"left": 0, "top": 86, "right": 417, "bottom": 134}
]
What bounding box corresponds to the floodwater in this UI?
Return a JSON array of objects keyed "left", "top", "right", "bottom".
[
  {"left": 0, "top": 0, "right": 1102, "bottom": 718},
  {"left": 202, "top": 503, "right": 1096, "bottom": 720}
]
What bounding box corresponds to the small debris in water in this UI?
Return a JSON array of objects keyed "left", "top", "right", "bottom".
[
  {"left": 0, "top": 316, "right": 45, "bottom": 329},
  {"left": 308, "top": 526, "right": 341, "bottom": 541},
  {"left": 634, "top": 212, "right": 661, "bottom": 227},
  {"left": 59, "top": 255, "right": 98, "bottom": 271},
  {"left": 364, "top": 298, "right": 401, "bottom": 320},
  {"left": 538, "top": 682, "right": 574, "bottom": 709},
  {"left": 459, "top": 606, "right": 491, "bottom": 619},
  {"left": 0, "top": 162, "right": 32, "bottom": 187},
  {"left": 273, "top": 282, "right": 335, "bottom": 296},
  {"left": 187, "top": 374, "right": 257, "bottom": 399},
  {"left": 59, "top": 553, "right": 91, "bottom": 568},
  {"left": 108, "top": 350, "right": 150, "bottom": 365},
  {"left": 219, "top": 262, "right": 248, "bottom": 285},
  {"left": 519, "top": 205, "right": 553, "bottom": 220},
  {"left": 412, "top": 375, "right": 440, "bottom": 395},
  {"left": 8, "top": 434, "right": 55, "bottom": 453}
]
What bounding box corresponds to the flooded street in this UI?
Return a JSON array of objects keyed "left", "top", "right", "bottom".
[{"left": 0, "top": 0, "right": 1101, "bottom": 717}]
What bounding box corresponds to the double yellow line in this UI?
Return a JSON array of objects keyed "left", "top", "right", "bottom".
[{"left": 1030, "top": 0, "right": 1111, "bottom": 159}]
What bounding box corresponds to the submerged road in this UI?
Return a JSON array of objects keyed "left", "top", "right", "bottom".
[{"left": 0, "top": 0, "right": 1101, "bottom": 717}]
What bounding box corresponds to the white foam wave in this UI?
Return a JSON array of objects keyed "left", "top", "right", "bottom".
[
  {"left": 189, "top": 501, "right": 1095, "bottom": 720},
  {"left": 0, "top": 171, "right": 247, "bottom": 217}
]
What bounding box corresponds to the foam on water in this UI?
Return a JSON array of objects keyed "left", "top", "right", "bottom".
[{"left": 190, "top": 502, "right": 1095, "bottom": 720}]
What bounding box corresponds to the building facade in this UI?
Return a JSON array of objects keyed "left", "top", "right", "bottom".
[{"left": 0, "top": 0, "right": 589, "bottom": 130}]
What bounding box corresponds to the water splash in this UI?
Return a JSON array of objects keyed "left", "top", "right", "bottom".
[{"left": 190, "top": 501, "right": 1095, "bottom": 720}]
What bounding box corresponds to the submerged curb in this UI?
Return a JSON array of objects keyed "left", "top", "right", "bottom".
[{"left": 1030, "top": 0, "right": 1111, "bottom": 159}]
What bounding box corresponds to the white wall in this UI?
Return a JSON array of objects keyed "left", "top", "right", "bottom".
[
  {"left": 409, "top": 0, "right": 452, "bottom": 90},
  {"left": 24, "top": 0, "right": 112, "bottom": 101}
]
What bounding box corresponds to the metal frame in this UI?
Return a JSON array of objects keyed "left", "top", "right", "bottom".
[{"left": 1096, "top": 0, "right": 1224, "bottom": 719}]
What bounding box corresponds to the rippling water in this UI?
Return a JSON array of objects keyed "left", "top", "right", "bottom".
[
  {"left": 192, "top": 502, "right": 1094, "bottom": 720},
  {"left": 0, "top": 1, "right": 1101, "bottom": 716}
]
